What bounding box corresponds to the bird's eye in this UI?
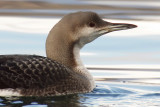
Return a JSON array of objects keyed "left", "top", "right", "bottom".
[{"left": 89, "top": 22, "right": 96, "bottom": 27}]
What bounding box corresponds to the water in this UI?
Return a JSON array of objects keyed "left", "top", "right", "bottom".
[{"left": 0, "top": 0, "right": 160, "bottom": 106}]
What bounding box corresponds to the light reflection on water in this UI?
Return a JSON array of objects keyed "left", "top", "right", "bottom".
[
  {"left": 0, "top": 0, "right": 160, "bottom": 106},
  {"left": 0, "top": 81, "right": 160, "bottom": 106}
]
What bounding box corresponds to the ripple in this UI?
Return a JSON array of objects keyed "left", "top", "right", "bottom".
[{"left": 83, "top": 84, "right": 136, "bottom": 98}]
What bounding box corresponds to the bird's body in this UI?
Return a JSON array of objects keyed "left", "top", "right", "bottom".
[
  {"left": 0, "top": 55, "right": 93, "bottom": 96},
  {"left": 0, "top": 11, "right": 137, "bottom": 96}
]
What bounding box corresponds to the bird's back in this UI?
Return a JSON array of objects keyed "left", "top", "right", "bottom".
[{"left": 0, "top": 55, "right": 90, "bottom": 96}]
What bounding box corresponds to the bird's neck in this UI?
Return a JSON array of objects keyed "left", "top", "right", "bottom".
[
  {"left": 46, "top": 30, "right": 95, "bottom": 88},
  {"left": 72, "top": 44, "right": 87, "bottom": 72},
  {"left": 46, "top": 31, "right": 86, "bottom": 72}
]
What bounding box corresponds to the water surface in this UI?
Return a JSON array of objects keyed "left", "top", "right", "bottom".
[{"left": 0, "top": 0, "right": 160, "bottom": 106}]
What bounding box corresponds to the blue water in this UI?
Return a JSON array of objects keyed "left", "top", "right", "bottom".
[
  {"left": 0, "top": 0, "right": 160, "bottom": 106},
  {"left": 0, "top": 81, "right": 160, "bottom": 106}
]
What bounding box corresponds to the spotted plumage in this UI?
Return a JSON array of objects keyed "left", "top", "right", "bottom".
[{"left": 0, "top": 55, "right": 91, "bottom": 96}]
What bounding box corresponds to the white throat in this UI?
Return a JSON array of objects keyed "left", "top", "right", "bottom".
[
  {"left": 73, "top": 44, "right": 87, "bottom": 72},
  {"left": 73, "top": 44, "right": 94, "bottom": 86},
  {"left": 72, "top": 27, "right": 99, "bottom": 72},
  {"left": 73, "top": 43, "right": 95, "bottom": 89}
]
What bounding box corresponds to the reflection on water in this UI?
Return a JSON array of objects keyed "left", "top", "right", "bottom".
[
  {"left": 0, "top": 0, "right": 160, "bottom": 106},
  {"left": 1, "top": 80, "right": 160, "bottom": 106},
  {"left": 0, "top": 95, "right": 81, "bottom": 106}
]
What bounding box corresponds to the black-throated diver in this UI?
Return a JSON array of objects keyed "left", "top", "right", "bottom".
[{"left": 0, "top": 11, "right": 137, "bottom": 96}]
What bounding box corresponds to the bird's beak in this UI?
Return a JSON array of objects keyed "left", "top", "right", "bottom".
[
  {"left": 107, "top": 22, "right": 137, "bottom": 32},
  {"left": 98, "top": 21, "right": 137, "bottom": 34}
]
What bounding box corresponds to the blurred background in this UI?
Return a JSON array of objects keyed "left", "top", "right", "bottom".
[{"left": 0, "top": 0, "right": 160, "bottom": 68}]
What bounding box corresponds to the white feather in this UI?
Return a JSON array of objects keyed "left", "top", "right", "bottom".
[{"left": 0, "top": 89, "right": 22, "bottom": 97}]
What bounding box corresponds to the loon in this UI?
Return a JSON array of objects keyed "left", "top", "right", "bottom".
[{"left": 0, "top": 11, "right": 137, "bottom": 96}]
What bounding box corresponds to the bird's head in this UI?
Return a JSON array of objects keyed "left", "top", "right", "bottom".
[{"left": 55, "top": 11, "right": 137, "bottom": 48}]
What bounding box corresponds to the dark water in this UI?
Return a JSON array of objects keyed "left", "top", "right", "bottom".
[
  {"left": 1, "top": 81, "right": 160, "bottom": 106},
  {"left": 0, "top": 0, "right": 160, "bottom": 106}
]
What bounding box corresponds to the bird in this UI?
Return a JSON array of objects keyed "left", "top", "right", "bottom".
[{"left": 0, "top": 11, "right": 137, "bottom": 96}]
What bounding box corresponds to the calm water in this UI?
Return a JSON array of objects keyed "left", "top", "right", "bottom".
[{"left": 0, "top": 0, "right": 160, "bottom": 106}]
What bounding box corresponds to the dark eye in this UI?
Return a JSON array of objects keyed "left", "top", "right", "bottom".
[{"left": 89, "top": 22, "right": 96, "bottom": 27}]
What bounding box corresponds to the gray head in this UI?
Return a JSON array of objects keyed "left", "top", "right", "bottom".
[
  {"left": 46, "top": 11, "right": 137, "bottom": 68},
  {"left": 51, "top": 11, "right": 137, "bottom": 48}
]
